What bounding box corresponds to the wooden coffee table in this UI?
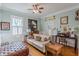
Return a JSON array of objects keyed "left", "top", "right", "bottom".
[{"left": 45, "top": 43, "right": 63, "bottom": 56}]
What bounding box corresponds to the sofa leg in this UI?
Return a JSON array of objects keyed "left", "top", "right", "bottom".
[{"left": 45, "top": 51, "right": 47, "bottom": 56}]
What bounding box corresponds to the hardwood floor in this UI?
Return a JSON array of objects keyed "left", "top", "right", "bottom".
[
  {"left": 61, "top": 46, "right": 78, "bottom": 56},
  {"left": 28, "top": 44, "right": 78, "bottom": 56},
  {"left": 28, "top": 44, "right": 44, "bottom": 56},
  {"left": 78, "top": 51, "right": 79, "bottom": 56}
]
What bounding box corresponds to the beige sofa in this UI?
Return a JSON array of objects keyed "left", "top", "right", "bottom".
[{"left": 27, "top": 34, "right": 50, "bottom": 53}]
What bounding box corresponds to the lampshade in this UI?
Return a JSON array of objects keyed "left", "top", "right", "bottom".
[
  {"left": 27, "top": 29, "right": 31, "bottom": 33},
  {"left": 71, "top": 27, "right": 75, "bottom": 32},
  {"left": 48, "top": 29, "right": 52, "bottom": 35},
  {"left": 33, "top": 9, "right": 39, "bottom": 13}
]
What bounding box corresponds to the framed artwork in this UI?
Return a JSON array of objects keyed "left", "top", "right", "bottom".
[
  {"left": 75, "top": 9, "right": 79, "bottom": 20},
  {"left": 60, "top": 25, "right": 69, "bottom": 33},
  {"left": 60, "top": 16, "right": 68, "bottom": 24},
  {"left": 1, "top": 22, "right": 10, "bottom": 30},
  {"left": 28, "top": 19, "right": 37, "bottom": 33},
  {"left": 0, "top": 22, "right": 1, "bottom": 30}
]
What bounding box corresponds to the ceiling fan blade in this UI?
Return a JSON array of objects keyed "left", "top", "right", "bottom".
[
  {"left": 27, "top": 4, "right": 44, "bottom": 13},
  {"left": 39, "top": 7, "right": 44, "bottom": 9},
  {"left": 27, "top": 9, "right": 33, "bottom": 10}
]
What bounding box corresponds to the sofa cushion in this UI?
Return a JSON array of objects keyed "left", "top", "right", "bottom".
[
  {"left": 33, "top": 34, "right": 50, "bottom": 42},
  {"left": 27, "top": 39, "right": 43, "bottom": 48},
  {"left": 27, "top": 39, "right": 50, "bottom": 48},
  {"left": 41, "top": 35, "right": 49, "bottom": 42},
  {"left": 36, "top": 36, "right": 41, "bottom": 41}
]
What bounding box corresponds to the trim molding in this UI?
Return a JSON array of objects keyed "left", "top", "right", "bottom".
[{"left": 43, "top": 5, "right": 79, "bottom": 18}]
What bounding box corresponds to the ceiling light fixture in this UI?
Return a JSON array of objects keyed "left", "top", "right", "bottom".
[{"left": 27, "top": 4, "right": 44, "bottom": 14}]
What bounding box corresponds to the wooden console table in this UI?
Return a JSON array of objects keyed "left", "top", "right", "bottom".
[
  {"left": 45, "top": 43, "right": 63, "bottom": 56},
  {"left": 56, "top": 33, "right": 78, "bottom": 53}
]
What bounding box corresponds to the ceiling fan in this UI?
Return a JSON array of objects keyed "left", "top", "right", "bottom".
[{"left": 27, "top": 4, "right": 44, "bottom": 13}]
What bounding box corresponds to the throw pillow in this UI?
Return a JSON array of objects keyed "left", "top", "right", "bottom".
[{"left": 36, "top": 36, "right": 41, "bottom": 41}]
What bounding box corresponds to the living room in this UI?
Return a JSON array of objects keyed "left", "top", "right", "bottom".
[{"left": 0, "top": 3, "right": 79, "bottom": 56}]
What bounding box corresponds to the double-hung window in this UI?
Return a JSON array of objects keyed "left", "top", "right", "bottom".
[{"left": 11, "top": 16, "right": 23, "bottom": 35}]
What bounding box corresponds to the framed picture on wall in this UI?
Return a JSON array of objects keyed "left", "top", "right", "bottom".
[
  {"left": 28, "top": 19, "right": 37, "bottom": 33},
  {"left": 60, "top": 24, "right": 69, "bottom": 33},
  {"left": 1, "top": 22, "right": 10, "bottom": 30},
  {"left": 60, "top": 16, "right": 68, "bottom": 24},
  {"left": 0, "top": 22, "right": 1, "bottom": 30},
  {"left": 75, "top": 9, "right": 79, "bottom": 20}
]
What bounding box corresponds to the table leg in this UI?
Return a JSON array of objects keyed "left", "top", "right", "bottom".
[{"left": 55, "top": 36, "right": 57, "bottom": 43}]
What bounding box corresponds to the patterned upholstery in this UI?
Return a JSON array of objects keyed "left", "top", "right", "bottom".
[{"left": 0, "top": 42, "right": 26, "bottom": 56}]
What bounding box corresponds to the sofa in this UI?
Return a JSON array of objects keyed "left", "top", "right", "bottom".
[{"left": 27, "top": 34, "right": 50, "bottom": 53}]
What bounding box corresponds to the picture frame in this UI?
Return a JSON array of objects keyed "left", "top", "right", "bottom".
[
  {"left": 75, "top": 9, "right": 79, "bottom": 20},
  {"left": 1, "top": 22, "right": 10, "bottom": 30},
  {"left": 0, "top": 22, "right": 1, "bottom": 30},
  {"left": 60, "top": 24, "right": 69, "bottom": 33},
  {"left": 60, "top": 16, "right": 68, "bottom": 24}
]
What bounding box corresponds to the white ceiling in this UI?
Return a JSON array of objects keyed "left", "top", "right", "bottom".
[{"left": 1, "top": 3, "right": 79, "bottom": 17}]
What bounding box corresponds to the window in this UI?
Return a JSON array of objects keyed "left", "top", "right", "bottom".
[{"left": 11, "top": 16, "right": 23, "bottom": 35}]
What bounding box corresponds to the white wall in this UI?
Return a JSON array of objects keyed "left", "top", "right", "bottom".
[
  {"left": 0, "top": 8, "right": 41, "bottom": 44},
  {"left": 40, "top": 8, "right": 79, "bottom": 48},
  {"left": 0, "top": 9, "right": 2, "bottom": 46}
]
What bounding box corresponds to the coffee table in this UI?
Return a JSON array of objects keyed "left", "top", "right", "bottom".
[{"left": 45, "top": 43, "right": 63, "bottom": 56}]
